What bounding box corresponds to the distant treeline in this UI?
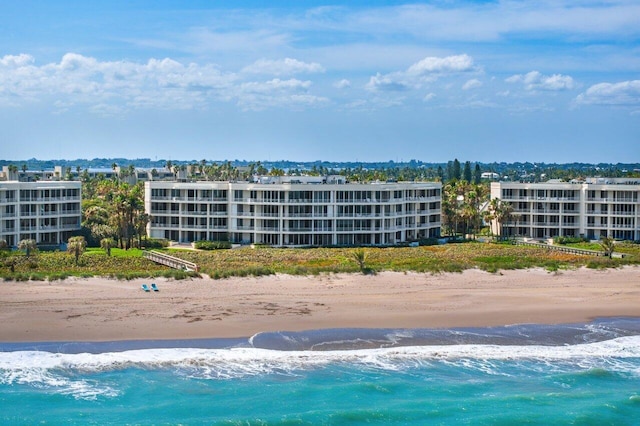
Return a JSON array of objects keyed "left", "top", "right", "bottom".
[{"left": 2, "top": 158, "right": 639, "bottom": 182}]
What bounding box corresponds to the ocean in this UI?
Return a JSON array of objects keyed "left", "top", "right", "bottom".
[{"left": 2, "top": 318, "right": 640, "bottom": 425}]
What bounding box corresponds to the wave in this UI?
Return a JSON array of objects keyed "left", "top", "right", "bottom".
[
  {"left": 2, "top": 335, "right": 640, "bottom": 383},
  {"left": 2, "top": 335, "right": 640, "bottom": 401}
]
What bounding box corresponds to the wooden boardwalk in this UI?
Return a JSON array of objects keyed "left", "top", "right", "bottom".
[
  {"left": 514, "top": 240, "right": 610, "bottom": 257},
  {"left": 143, "top": 250, "right": 199, "bottom": 272}
]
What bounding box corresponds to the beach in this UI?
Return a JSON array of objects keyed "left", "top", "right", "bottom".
[{"left": 0, "top": 266, "right": 638, "bottom": 343}]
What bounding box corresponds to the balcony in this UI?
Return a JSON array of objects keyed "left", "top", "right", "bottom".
[
  {"left": 180, "top": 224, "right": 209, "bottom": 229},
  {"left": 60, "top": 223, "right": 80, "bottom": 229}
]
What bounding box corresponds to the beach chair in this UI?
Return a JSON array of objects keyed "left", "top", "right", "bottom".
[
  {"left": 151, "top": 283, "right": 159, "bottom": 292},
  {"left": 141, "top": 284, "right": 150, "bottom": 292}
]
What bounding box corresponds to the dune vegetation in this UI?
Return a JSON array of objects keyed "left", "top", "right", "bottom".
[{"left": 1, "top": 241, "right": 638, "bottom": 281}]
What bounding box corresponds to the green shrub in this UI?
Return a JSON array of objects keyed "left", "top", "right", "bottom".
[
  {"left": 140, "top": 238, "right": 170, "bottom": 249},
  {"left": 194, "top": 240, "right": 232, "bottom": 250},
  {"left": 419, "top": 238, "right": 440, "bottom": 246},
  {"left": 553, "top": 236, "right": 589, "bottom": 245}
]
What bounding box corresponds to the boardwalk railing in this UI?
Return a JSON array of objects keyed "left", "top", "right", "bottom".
[
  {"left": 143, "top": 250, "right": 199, "bottom": 272},
  {"left": 513, "top": 240, "right": 613, "bottom": 257}
]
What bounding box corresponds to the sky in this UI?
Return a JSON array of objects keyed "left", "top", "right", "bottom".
[{"left": 0, "top": 0, "right": 639, "bottom": 163}]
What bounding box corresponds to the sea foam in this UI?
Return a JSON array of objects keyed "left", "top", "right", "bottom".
[{"left": 2, "top": 335, "right": 640, "bottom": 380}]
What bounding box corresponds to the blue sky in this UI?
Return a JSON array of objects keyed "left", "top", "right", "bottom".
[{"left": 1, "top": 1, "right": 639, "bottom": 163}]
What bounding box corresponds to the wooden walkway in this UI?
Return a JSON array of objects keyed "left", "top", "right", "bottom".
[
  {"left": 143, "top": 250, "right": 199, "bottom": 272},
  {"left": 514, "top": 240, "right": 609, "bottom": 257}
]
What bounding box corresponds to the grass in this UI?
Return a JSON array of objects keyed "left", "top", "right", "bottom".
[
  {"left": 164, "top": 241, "right": 640, "bottom": 278},
  {"left": 1, "top": 241, "right": 638, "bottom": 281}
]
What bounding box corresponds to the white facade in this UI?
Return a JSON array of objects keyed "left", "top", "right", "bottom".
[
  {"left": 491, "top": 178, "right": 640, "bottom": 240},
  {"left": 145, "top": 181, "right": 442, "bottom": 246},
  {"left": 0, "top": 181, "right": 82, "bottom": 247}
]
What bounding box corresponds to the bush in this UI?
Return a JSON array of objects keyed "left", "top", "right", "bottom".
[
  {"left": 553, "top": 236, "right": 589, "bottom": 245},
  {"left": 194, "top": 240, "right": 232, "bottom": 250},
  {"left": 140, "top": 238, "right": 170, "bottom": 249},
  {"left": 419, "top": 238, "right": 440, "bottom": 246}
]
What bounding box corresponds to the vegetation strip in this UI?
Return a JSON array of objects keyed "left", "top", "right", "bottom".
[{"left": 2, "top": 242, "right": 638, "bottom": 281}]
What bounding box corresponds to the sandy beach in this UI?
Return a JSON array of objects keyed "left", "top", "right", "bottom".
[{"left": 0, "top": 267, "right": 638, "bottom": 342}]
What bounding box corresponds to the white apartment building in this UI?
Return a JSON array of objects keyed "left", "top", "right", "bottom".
[
  {"left": 0, "top": 181, "right": 82, "bottom": 247},
  {"left": 491, "top": 178, "right": 640, "bottom": 241},
  {"left": 145, "top": 179, "right": 441, "bottom": 246}
]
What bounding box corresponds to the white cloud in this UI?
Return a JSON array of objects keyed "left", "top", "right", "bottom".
[
  {"left": 423, "top": 93, "right": 436, "bottom": 101},
  {"left": 0, "top": 53, "right": 34, "bottom": 68},
  {"left": 302, "top": 2, "right": 640, "bottom": 43},
  {"left": 366, "top": 73, "right": 410, "bottom": 92},
  {"left": 462, "top": 79, "right": 482, "bottom": 90},
  {"left": 575, "top": 80, "right": 640, "bottom": 106},
  {"left": 366, "top": 54, "right": 477, "bottom": 92},
  {"left": 407, "top": 54, "right": 475, "bottom": 75},
  {"left": 237, "top": 78, "right": 328, "bottom": 110},
  {"left": 242, "top": 58, "right": 325, "bottom": 76},
  {"left": 334, "top": 79, "right": 351, "bottom": 89},
  {"left": 0, "top": 53, "right": 332, "bottom": 113},
  {"left": 506, "top": 71, "right": 575, "bottom": 91}
]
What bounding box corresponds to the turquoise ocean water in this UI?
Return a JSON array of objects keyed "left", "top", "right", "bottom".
[{"left": 2, "top": 318, "right": 640, "bottom": 425}]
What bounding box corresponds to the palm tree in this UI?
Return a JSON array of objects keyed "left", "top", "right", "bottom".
[
  {"left": 67, "top": 236, "right": 86, "bottom": 266},
  {"left": 482, "top": 209, "right": 496, "bottom": 240},
  {"left": 352, "top": 249, "right": 367, "bottom": 273},
  {"left": 485, "top": 198, "right": 513, "bottom": 241},
  {"left": 18, "top": 239, "right": 37, "bottom": 258},
  {"left": 100, "top": 237, "right": 116, "bottom": 256},
  {"left": 495, "top": 201, "right": 514, "bottom": 241},
  {"left": 600, "top": 236, "right": 615, "bottom": 258}
]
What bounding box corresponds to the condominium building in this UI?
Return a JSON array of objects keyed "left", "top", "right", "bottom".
[
  {"left": 0, "top": 181, "right": 82, "bottom": 247},
  {"left": 145, "top": 177, "right": 441, "bottom": 246},
  {"left": 491, "top": 178, "right": 640, "bottom": 241}
]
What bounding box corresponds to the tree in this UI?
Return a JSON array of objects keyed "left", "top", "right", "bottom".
[
  {"left": 100, "top": 238, "right": 116, "bottom": 256},
  {"left": 474, "top": 163, "right": 482, "bottom": 184},
  {"left": 463, "top": 161, "right": 472, "bottom": 182},
  {"left": 67, "top": 236, "right": 87, "bottom": 266},
  {"left": 600, "top": 237, "right": 615, "bottom": 258},
  {"left": 352, "top": 249, "right": 368, "bottom": 273},
  {"left": 18, "top": 239, "right": 37, "bottom": 258},
  {"left": 482, "top": 209, "right": 496, "bottom": 240},
  {"left": 487, "top": 198, "right": 514, "bottom": 241},
  {"left": 452, "top": 158, "right": 461, "bottom": 181}
]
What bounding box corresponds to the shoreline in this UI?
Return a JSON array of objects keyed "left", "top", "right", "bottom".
[{"left": 0, "top": 266, "right": 639, "bottom": 344}]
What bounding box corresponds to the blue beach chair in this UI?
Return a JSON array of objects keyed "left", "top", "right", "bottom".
[
  {"left": 141, "top": 284, "right": 150, "bottom": 292},
  {"left": 151, "top": 283, "right": 159, "bottom": 292}
]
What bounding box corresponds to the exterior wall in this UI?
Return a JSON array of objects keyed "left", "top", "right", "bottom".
[
  {"left": 0, "top": 181, "right": 82, "bottom": 247},
  {"left": 490, "top": 180, "right": 640, "bottom": 240},
  {"left": 145, "top": 181, "right": 442, "bottom": 246}
]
